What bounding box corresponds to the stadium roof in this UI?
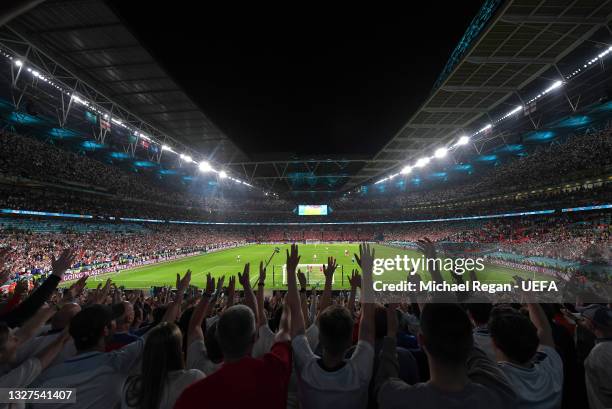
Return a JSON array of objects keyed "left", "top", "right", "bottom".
[
  {"left": 5, "top": 0, "right": 248, "bottom": 164},
  {"left": 2, "top": 0, "right": 612, "bottom": 195},
  {"left": 345, "top": 0, "right": 612, "bottom": 189}
]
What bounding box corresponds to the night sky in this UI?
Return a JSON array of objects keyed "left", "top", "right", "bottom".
[{"left": 108, "top": 2, "right": 484, "bottom": 156}]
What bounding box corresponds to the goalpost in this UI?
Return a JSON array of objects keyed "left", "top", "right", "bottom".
[{"left": 281, "top": 264, "right": 335, "bottom": 286}]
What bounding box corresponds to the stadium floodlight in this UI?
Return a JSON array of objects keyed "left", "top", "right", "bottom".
[
  {"left": 219, "top": 170, "right": 228, "bottom": 179},
  {"left": 457, "top": 135, "right": 470, "bottom": 146},
  {"left": 544, "top": 80, "right": 563, "bottom": 93},
  {"left": 161, "top": 144, "right": 171, "bottom": 151},
  {"left": 14, "top": 59, "right": 22, "bottom": 67},
  {"left": 401, "top": 165, "right": 412, "bottom": 175},
  {"left": 434, "top": 147, "right": 447, "bottom": 158},
  {"left": 179, "top": 154, "right": 192, "bottom": 162},
  {"left": 478, "top": 124, "right": 492, "bottom": 133},
  {"left": 198, "top": 161, "right": 212, "bottom": 172},
  {"left": 415, "top": 157, "right": 430, "bottom": 168}
]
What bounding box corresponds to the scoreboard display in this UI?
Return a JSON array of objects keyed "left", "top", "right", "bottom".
[{"left": 298, "top": 205, "right": 328, "bottom": 216}]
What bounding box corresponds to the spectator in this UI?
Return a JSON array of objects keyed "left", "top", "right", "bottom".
[
  {"left": 580, "top": 305, "right": 612, "bottom": 409},
  {"left": 174, "top": 303, "right": 292, "bottom": 409},
  {"left": 376, "top": 303, "right": 517, "bottom": 409},
  {"left": 122, "top": 322, "right": 203, "bottom": 409},
  {"left": 289, "top": 245, "right": 376, "bottom": 409},
  {"left": 489, "top": 304, "right": 563, "bottom": 409}
]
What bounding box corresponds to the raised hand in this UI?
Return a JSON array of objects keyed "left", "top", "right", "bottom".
[
  {"left": 177, "top": 270, "right": 192, "bottom": 293},
  {"left": 286, "top": 244, "right": 300, "bottom": 274},
  {"left": 355, "top": 243, "right": 375, "bottom": 273},
  {"left": 258, "top": 261, "right": 266, "bottom": 286},
  {"left": 64, "top": 274, "right": 88, "bottom": 301},
  {"left": 227, "top": 276, "right": 236, "bottom": 305},
  {"left": 297, "top": 269, "right": 307, "bottom": 290},
  {"left": 347, "top": 269, "right": 362, "bottom": 289},
  {"left": 416, "top": 237, "right": 437, "bottom": 259},
  {"left": 215, "top": 275, "right": 225, "bottom": 296},
  {"left": 204, "top": 273, "right": 215, "bottom": 296},
  {"left": 238, "top": 263, "right": 251, "bottom": 289},
  {"left": 51, "top": 249, "right": 76, "bottom": 278},
  {"left": 323, "top": 257, "right": 337, "bottom": 281}
]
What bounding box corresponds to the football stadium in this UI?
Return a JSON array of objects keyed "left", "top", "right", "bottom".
[{"left": 0, "top": 1, "right": 611, "bottom": 408}]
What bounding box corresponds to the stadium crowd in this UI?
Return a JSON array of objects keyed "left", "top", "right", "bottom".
[
  {"left": 0, "top": 126, "right": 611, "bottom": 223},
  {"left": 0, "top": 241, "right": 610, "bottom": 409},
  {"left": 0, "top": 211, "right": 609, "bottom": 283}
]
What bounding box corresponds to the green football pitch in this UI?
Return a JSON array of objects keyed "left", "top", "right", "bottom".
[{"left": 81, "top": 243, "right": 550, "bottom": 290}]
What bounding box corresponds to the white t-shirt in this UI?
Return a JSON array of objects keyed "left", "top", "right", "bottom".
[
  {"left": 584, "top": 340, "right": 612, "bottom": 409},
  {"left": 186, "top": 339, "right": 220, "bottom": 375},
  {"left": 0, "top": 357, "right": 41, "bottom": 409},
  {"left": 252, "top": 325, "right": 275, "bottom": 358},
  {"left": 30, "top": 339, "right": 144, "bottom": 409},
  {"left": 292, "top": 335, "right": 374, "bottom": 409},
  {"left": 121, "top": 369, "right": 204, "bottom": 409},
  {"left": 497, "top": 345, "right": 563, "bottom": 409}
]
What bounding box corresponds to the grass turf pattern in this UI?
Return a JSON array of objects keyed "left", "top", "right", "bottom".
[{"left": 84, "top": 243, "right": 550, "bottom": 290}]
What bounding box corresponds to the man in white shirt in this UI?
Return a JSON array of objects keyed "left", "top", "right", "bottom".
[
  {"left": 31, "top": 304, "right": 139, "bottom": 409},
  {"left": 286, "top": 244, "right": 375, "bottom": 409},
  {"left": 490, "top": 304, "right": 563, "bottom": 409},
  {"left": 580, "top": 304, "right": 612, "bottom": 409}
]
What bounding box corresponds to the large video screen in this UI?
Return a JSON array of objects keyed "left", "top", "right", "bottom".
[{"left": 298, "top": 205, "right": 328, "bottom": 216}]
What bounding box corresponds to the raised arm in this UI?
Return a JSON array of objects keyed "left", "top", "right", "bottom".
[
  {"left": 1, "top": 249, "right": 75, "bottom": 327},
  {"left": 36, "top": 327, "right": 72, "bottom": 369},
  {"left": 347, "top": 269, "right": 361, "bottom": 314},
  {"left": 416, "top": 238, "right": 444, "bottom": 283},
  {"left": 238, "top": 263, "right": 259, "bottom": 325},
  {"left": 297, "top": 270, "right": 311, "bottom": 327},
  {"left": 14, "top": 303, "right": 58, "bottom": 346},
  {"left": 356, "top": 243, "right": 375, "bottom": 346},
  {"left": 256, "top": 261, "right": 267, "bottom": 326},
  {"left": 317, "top": 257, "right": 337, "bottom": 319},
  {"left": 286, "top": 244, "right": 305, "bottom": 337},
  {"left": 375, "top": 303, "right": 401, "bottom": 394},
  {"left": 162, "top": 270, "right": 191, "bottom": 323},
  {"left": 226, "top": 276, "right": 236, "bottom": 309},
  {"left": 527, "top": 303, "right": 555, "bottom": 348},
  {"left": 188, "top": 273, "right": 223, "bottom": 346}
]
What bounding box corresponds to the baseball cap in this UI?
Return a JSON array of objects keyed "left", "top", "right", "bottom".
[
  {"left": 69, "top": 304, "right": 124, "bottom": 347},
  {"left": 581, "top": 304, "right": 612, "bottom": 329}
]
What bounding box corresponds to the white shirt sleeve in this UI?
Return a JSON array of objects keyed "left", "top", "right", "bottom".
[
  {"left": 252, "top": 324, "right": 275, "bottom": 358},
  {"left": 110, "top": 337, "right": 145, "bottom": 373},
  {"left": 0, "top": 357, "right": 41, "bottom": 388},
  {"left": 186, "top": 339, "right": 218, "bottom": 375},
  {"left": 305, "top": 324, "right": 319, "bottom": 350},
  {"left": 348, "top": 340, "right": 375, "bottom": 385},
  {"left": 537, "top": 345, "right": 563, "bottom": 388},
  {"left": 291, "top": 334, "right": 317, "bottom": 371}
]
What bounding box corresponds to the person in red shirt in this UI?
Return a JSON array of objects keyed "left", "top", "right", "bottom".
[{"left": 174, "top": 303, "right": 292, "bottom": 409}]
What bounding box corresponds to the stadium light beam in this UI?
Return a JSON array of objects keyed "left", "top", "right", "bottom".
[
  {"left": 434, "top": 147, "right": 447, "bottom": 158},
  {"left": 457, "top": 135, "right": 470, "bottom": 146},
  {"left": 198, "top": 161, "right": 212, "bottom": 172},
  {"left": 219, "top": 170, "right": 228, "bottom": 179},
  {"left": 415, "top": 157, "right": 430, "bottom": 168},
  {"left": 179, "top": 154, "right": 193, "bottom": 162},
  {"left": 400, "top": 165, "right": 412, "bottom": 175},
  {"left": 14, "top": 59, "right": 22, "bottom": 67},
  {"left": 544, "top": 80, "right": 563, "bottom": 93}
]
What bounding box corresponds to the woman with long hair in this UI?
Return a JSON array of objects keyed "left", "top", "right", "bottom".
[{"left": 122, "top": 322, "right": 204, "bottom": 409}]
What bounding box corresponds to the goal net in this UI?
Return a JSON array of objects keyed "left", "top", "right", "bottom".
[{"left": 281, "top": 264, "right": 334, "bottom": 286}]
